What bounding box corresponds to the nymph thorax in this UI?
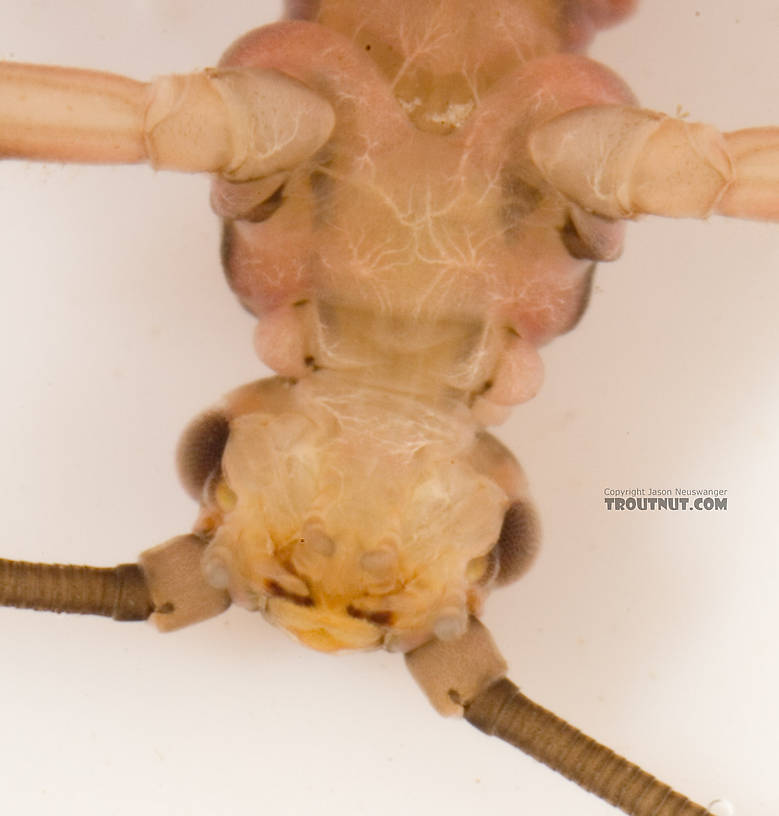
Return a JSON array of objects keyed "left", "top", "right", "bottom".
[{"left": 216, "top": 3, "right": 633, "bottom": 414}]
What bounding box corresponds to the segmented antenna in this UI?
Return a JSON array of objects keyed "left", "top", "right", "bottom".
[
  {"left": 0, "top": 558, "right": 153, "bottom": 621},
  {"left": 465, "top": 678, "right": 712, "bottom": 816},
  {"left": 407, "top": 618, "right": 713, "bottom": 816}
]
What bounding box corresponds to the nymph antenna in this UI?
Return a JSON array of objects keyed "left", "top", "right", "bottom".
[
  {"left": 0, "top": 62, "right": 334, "bottom": 181},
  {"left": 407, "top": 618, "right": 713, "bottom": 816},
  {"left": 0, "top": 534, "right": 230, "bottom": 631},
  {"left": 0, "top": 558, "right": 153, "bottom": 620}
]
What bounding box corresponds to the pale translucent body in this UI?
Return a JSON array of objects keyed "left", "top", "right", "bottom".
[
  {"left": 196, "top": 0, "right": 779, "bottom": 651},
  {"left": 4, "top": 4, "right": 773, "bottom": 812},
  {"left": 203, "top": 3, "right": 633, "bottom": 651},
  {"left": 2, "top": 0, "right": 778, "bottom": 654}
]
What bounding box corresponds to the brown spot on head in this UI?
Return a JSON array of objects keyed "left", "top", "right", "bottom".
[
  {"left": 266, "top": 580, "right": 315, "bottom": 607},
  {"left": 346, "top": 605, "right": 395, "bottom": 626}
]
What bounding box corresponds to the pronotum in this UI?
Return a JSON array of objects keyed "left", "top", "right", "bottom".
[{"left": 1, "top": 1, "right": 777, "bottom": 815}]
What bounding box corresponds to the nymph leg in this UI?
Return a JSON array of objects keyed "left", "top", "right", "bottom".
[
  {"left": 529, "top": 105, "right": 779, "bottom": 222},
  {"left": 0, "top": 61, "right": 334, "bottom": 180}
]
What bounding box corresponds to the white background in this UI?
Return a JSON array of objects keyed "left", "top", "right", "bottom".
[{"left": 0, "top": 2, "right": 777, "bottom": 814}]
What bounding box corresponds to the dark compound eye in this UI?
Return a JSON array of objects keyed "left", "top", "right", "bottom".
[
  {"left": 176, "top": 410, "right": 231, "bottom": 502},
  {"left": 494, "top": 500, "right": 540, "bottom": 586}
]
